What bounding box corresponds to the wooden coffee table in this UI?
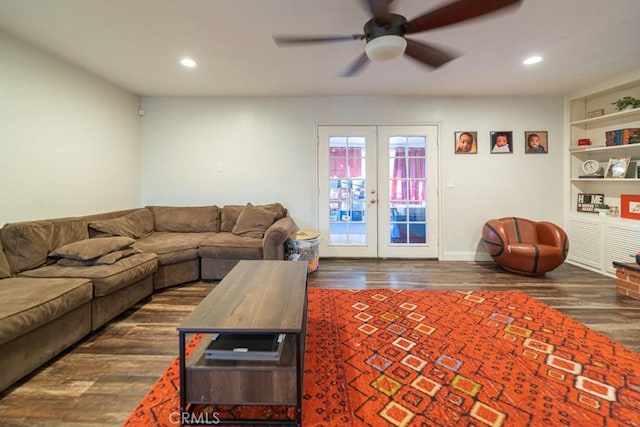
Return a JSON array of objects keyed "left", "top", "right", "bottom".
[{"left": 178, "top": 260, "right": 308, "bottom": 425}]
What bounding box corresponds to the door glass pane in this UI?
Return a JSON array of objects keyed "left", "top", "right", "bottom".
[
  {"left": 328, "top": 137, "right": 366, "bottom": 245},
  {"left": 388, "top": 136, "right": 427, "bottom": 244}
]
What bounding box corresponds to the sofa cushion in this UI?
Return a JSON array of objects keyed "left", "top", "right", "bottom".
[
  {"left": 1, "top": 220, "right": 54, "bottom": 274},
  {"left": 199, "top": 232, "right": 263, "bottom": 259},
  {"left": 50, "top": 218, "right": 89, "bottom": 251},
  {"left": 19, "top": 252, "right": 158, "bottom": 297},
  {"left": 232, "top": 203, "right": 279, "bottom": 239},
  {"left": 220, "top": 205, "right": 245, "bottom": 232},
  {"left": 0, "top": 277, "right": 92, "bottom": 346},
  {"left": 149, "top": 206, "right": 220, "bottom": 233},
  {"left": 49, "top": 236, "right": 135, "bottom": 261},
  {"left": 89, "top": 209, "right": 154, "bottom": 239},
  {"left": 133, "top": 232, "right": 216, "bottom": 265},
  {"left": 0, "top": 238, "right": 11, "bottom": 279}
]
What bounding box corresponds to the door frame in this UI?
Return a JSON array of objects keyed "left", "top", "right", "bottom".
[{"left": 314, "top": 123, "right": 442, "bottom": 259}]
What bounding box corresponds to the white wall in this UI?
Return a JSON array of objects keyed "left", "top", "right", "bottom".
[
  {"left": 0, "top": 31, "right": 141, "bottom": 224},
  {"left": 141, "top": 95, "right": 564, "bottom": 260},
  {"left": 0, "top": 29, "right": 564, "bottom": 259}
]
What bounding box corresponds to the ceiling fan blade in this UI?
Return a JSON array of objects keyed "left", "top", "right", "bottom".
[
  {"left": 361, "top": 0, "right": 394, "bottom": 25},
  {"left": 404, "top": 38, "right": 458, "bottom": 68},
  {"left": 273, "top": 34, "right": 364, "bottom": 45},
  {"left": 405, "top": 0, "right": 523, "bottom": 34},
  {"left": 340, "top": 53, "right": 370, "bottom": 77}
]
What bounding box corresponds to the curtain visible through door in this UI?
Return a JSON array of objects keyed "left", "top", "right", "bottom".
[
  {"left": 391, "top": 147, "right": 425, "bottom": 201},
  {"left": 329, "top": 147, "right": 362, "bottom": 178}
]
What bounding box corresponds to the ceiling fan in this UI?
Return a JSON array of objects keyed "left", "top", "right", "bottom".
[{"left": 273, "top": 0, "right": 523, "bottom": 76}]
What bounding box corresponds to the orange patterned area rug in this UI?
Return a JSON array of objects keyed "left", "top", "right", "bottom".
[{"left": 125, "top": 288, "right": 640, "bottom": 426}]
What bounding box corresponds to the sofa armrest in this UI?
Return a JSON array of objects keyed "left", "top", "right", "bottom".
[{"left": 263, "top": 217, "right": 299, "bottom": 260}]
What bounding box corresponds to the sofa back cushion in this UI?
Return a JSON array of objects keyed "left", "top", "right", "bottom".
[
  {"left": 89, "top": 208, "right": 154, "bottom": 239},
  {"left": 1, "top": 220, "right": 54, "bottom": 274},
  {"left": 51, "top": 218, "right": 89, "bottom": 251},
  {"left": 0, "top": 237, "right": 11, "bottom": 279},
  {"left": 149, "top": 206, "right": 220, "bottom": 233},
  {"left": 220, "top": 205, "right": 245, "bottom": 232}
]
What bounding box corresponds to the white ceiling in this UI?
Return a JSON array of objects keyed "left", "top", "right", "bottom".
[{"left": 1, "top": 0, "right": 639, "bottom": 97}]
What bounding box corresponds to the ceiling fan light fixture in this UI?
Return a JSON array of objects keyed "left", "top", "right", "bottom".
[
  {"left": 180, "top": 58, "right": 197, "bottom": 68},
  {"left": 523, "top": 55, "right": 542, "bottom": 65},
  {"left": 365, "top": 35, "right": 407, "bottom": 61}
]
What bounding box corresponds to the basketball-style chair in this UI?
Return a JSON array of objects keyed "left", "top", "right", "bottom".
[{"left": 482, "top": 217, "right": 569, "bottom": 275}]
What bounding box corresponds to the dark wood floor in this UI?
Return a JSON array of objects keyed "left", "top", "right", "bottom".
[{"left": 1, "top": 259, "right": 639, "bottom": 426}]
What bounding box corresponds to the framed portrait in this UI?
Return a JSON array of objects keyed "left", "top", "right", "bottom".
[
  {"left": 455, "top": 131, "right": 477, "bottom": 154},
  {"left": 524, "top": 131, "right": 548, "bottom": 154},
  {"left": 490, "top": 131, "right": 512, "bottom": 154},
  {"left": 621, "top": 194, "right": 640, "bottom": 220},
  {"left": 604, "top": 157, "right": 631, "bottom": 178}
]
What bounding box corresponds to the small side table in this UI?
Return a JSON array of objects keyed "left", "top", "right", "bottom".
[
  {"left": 286, "top": 230, "right": 320, "bottom": 273},
  {"left": 613, "top": 261, "right": 640, "bottom": 300}
]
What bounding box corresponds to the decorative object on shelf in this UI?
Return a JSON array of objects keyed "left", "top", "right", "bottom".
[
  {"left": 608, "top": 206, "right": 619, "bottom": 216},
  {"left": 490, "top": 131, "right": 512, "bottom": 154},
  {"left": 586, "top": 109, "right": 604, "bottom": 119},
  {"left": 578, "top": 138, "right": 591, "bottom": 146},
  {"left": 524, "top": 131, "right": 547, "bottom": 154},
  {"left": 595, "top": 204, "right": 610, "bottom": 216},
  {"left": 621, "top": 194, "right": 640, "bottom": 220},
  {"left": 454, "top": 131, "right": 477, "bottom": 154},
  {"left": 604, "top": 156, "right": 631, "bottom": 178},
  {"left": 580, "top": 160, "right": 603, "bottom": 178},
  {"left": 611, "top": 96, "right": 640, "bottom": 111},
  {"left": 577, "top": 193, "right": 604, "bottom": 213}
]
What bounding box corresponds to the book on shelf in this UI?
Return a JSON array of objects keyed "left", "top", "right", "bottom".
[
  {"left": 204, "top": 333, "right": 286, "bottom": 361},
  {"left": 605, "top": 128, "right": 640, "bottom": 146}
]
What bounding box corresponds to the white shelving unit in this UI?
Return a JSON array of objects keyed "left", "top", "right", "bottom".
[{"left": 566, "top": 78, "right": 640, "bottom": 276}]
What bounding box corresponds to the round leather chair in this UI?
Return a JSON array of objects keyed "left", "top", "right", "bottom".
[{"left": 482, "top": 217, "right": 569, "bottom": 275}]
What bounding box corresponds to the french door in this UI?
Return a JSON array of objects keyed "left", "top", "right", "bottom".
[{"left": 318, "top": 125, "right": 439, "bottom": 258}]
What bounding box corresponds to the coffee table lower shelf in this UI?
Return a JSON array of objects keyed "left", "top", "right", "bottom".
[{"left": 185, "top": 333, "right": 298, "bottom": 405}]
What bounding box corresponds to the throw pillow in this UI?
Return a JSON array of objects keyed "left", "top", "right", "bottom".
[
  {"left": 56, "top": 247, "right": 141, "bottom": 266},
  {"left": 221, "top": 203, "right": 286, "bottom": 232},
  {"left": 49, "top": 236, "right": 135, "bottom": 261},
  {"left": 231, "top": 203, "right": 279, "bottom": 239},
  {"left": 89, "top": 209, "right": 154, "bottom": 239}
]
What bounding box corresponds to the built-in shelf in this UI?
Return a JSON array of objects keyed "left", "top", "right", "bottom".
[
  {"left": 570, "top": 107, "right": 640, "bottom": 127},
  {"left": 570, "top": 178, "right": 640, "bottom": 183},
  {"left": 566, "top": 76, "right": 640, "bottom": 276},
  {"left": 568, "top": 144, "right": 640, "bottom": 154}
]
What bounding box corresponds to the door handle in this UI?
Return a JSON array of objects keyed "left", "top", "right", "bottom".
[{"left": 370, "top": 199, "right": 377, "bottom": 204}]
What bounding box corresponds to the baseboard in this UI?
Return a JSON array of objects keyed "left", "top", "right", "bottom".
[{"left": 441, "top": 251, "right": 492, "bottom": 262}]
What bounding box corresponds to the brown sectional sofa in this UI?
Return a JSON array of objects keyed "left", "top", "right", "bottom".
[{"left": 0, "top": 203, "right": 297, "bottom": 392}]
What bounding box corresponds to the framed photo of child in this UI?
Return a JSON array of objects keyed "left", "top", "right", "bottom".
[
  {"left": 490, "top": 131, "right": 512, "bottom": 154},
  {"left": 455, "top": 131, "right": 477, "bottom": 154},
  {"left": 525, "top": 131, "right": 548, "bottom": 154}
]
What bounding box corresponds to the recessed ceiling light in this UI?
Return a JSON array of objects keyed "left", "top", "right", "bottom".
[
  {"left": 180, "top": 58, "right": 197, "bottom": 68},
  {"left": 523, "top": 56, "right": 543, "bottom": 65}
]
